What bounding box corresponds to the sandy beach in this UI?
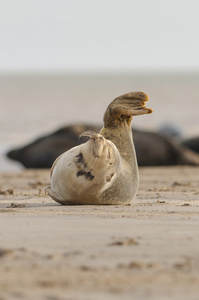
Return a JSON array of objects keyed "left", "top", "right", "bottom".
[
  {"left": 0, "top": 166, "right": 199, "bottom": 299},
  {"left": 1, "top": 73, "right": 199, "bottom": 299},
  {"left": 1, "top": 0, "right": 199, "bottom": 296}
]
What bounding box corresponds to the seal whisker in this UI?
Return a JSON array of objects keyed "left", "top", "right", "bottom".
[{"left": 79, "top": 130, "right": 98, "bottom": 140}]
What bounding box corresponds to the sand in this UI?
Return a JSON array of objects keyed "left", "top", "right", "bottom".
[{"left": 0, "top": 166, "right": 199, "bottom": 300}]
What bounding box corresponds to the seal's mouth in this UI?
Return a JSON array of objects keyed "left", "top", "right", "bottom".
[{"left": 92, "top": 149, "right": 99, "bottom": 158}]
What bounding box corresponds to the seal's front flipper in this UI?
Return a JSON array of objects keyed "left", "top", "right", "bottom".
[{"left": 103, "top": 91, "right": 153, "bottom": 127}]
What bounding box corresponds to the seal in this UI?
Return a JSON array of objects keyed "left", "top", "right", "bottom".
[
  {"left": 181, "top": 136, "right": 199, "bottom": 154},
  {"left": 46, "top": 91, "right": 152, "bottom": 205}
]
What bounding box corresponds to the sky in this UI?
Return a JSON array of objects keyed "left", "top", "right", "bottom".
[{"left": 0, "top": 0, "right": 199, "bottom": 72}]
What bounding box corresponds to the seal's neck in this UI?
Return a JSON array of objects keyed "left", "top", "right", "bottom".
[{"left": 100, "top": 120, "right": 138, "bottom": 169}]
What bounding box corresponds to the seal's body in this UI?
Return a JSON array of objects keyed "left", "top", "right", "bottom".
[
  {"left": 47, "top": 91, "right": 152, "bottom": 205},
  {"left": 47, "top": 133, "right": 122, "bottom": 204}
]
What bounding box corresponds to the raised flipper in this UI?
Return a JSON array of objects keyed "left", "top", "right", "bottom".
[{"left": 103, "top": 91, "right": 153, "bottom": 127}]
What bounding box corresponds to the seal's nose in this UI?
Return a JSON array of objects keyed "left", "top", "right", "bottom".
[{"left": 91, "top": 134, "right": 104, "bottom": 142}]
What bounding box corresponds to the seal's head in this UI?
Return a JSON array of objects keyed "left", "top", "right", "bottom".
[{"left": 80, "top": 131, "right": 116, "bottom": 163}]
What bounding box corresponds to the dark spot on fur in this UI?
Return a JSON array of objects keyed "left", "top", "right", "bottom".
[
  {"left": 76, "top": 152, "right": 83, "bottom": 163},
  {"left": 76, "top": 152, "right": 87, "bottom": 168},
  {"left": 106, "top": 173, "right": 114, "bottom": 182},
  {"left": 76, "top": 170, "right": 94, "bottom": 181}
]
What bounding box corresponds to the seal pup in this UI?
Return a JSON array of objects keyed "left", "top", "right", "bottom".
[{"left": 46, "top": 91, "right": 152, "bottom": 205}]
